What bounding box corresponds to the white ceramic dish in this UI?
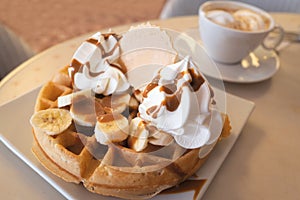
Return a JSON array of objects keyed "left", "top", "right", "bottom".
[{"left": 0, "top": 86, "right": 254, "bottom": 200}]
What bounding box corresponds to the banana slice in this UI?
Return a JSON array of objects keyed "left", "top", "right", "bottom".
[
  {"left": 101, "top": 93, "right": 131, "bottom": 114},
  {"left": 148, "top": 128, "right": 174, "bottom": 146},
  {"left": 57, "top": 89, "right": 92, "bottom": 108},
  {"left": 128, "top": 117, "right": 149, "bottom": 152},
  {"left": 129, "top": 95, "right": 139, "bottom": 109},
  {"left": 133, "top": 89, "right": 143, "bottom": 103},
  {"left": 94, "top": 113, "right": 129, "bottom": 145},
  {"left": 128, "top": 96, "right": 139, "bottom": 122},
  {"left": 70, "top": 95, "right": 105, "bottom": 127},
  {"left": 30, "top": 108, "right": 72, "bottom": 135}
]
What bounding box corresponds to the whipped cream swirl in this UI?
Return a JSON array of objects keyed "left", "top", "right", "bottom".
[
  {"left": 139, "top": 56, "right": 223, "bottom": 149},
  {"left": 70, "top": 32, "right": 130, "bottom": 95}
]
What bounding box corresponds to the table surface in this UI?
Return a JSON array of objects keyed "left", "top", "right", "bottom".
[{"left": 0, "top": 13, "right": 299, "bottom": 200}]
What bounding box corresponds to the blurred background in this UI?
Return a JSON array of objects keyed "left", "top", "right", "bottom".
[
  {"left": 0, "top": 0, "right": 165, "bottom": 79},
  {"left": 1, "top": 0, "right": 299, "bottom": 79},
  {"left": 0, "top": 0, "right": 166, "bottom": 52}
]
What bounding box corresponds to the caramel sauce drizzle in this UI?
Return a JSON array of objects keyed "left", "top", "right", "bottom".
[
  {"left": 188, "top": 68, "right": 205, "bottom": 92},
  {"left": 142, "top": 82, "right": 158, "bottom": 98},
  {"left": 72, "top": 95, "right": 105, "bottom": 117},
  {"left": 86, "top": 38, "right": 98, "bottom": 45},
  {"left": 85, "top": 62, "right": 104, "bottom": 77},
  {"left": 160, "top": 83, "right": 177, "bottom": 94},
  {"left": 98, "top": 113, "right": 123, "bottom": 123},
  {"left": 110, "top": 62, "right": 127, "bottom": 74},
  {"left": 146, "top": 105, "right": 158, "bottom": 115},
  {"left": 70, "top": 59, "right": 104, "bottom": 80},
  {"left": 134, "top": 89, "right": 141, "bottom": 95},
  {"left": 72, "top": 95, "right": 95, "bottom": 115},
  {"left": 69, "top": 58, "right": 83, "bottom": 83},
  {"left": 143, "top": 63, "right": 206, "bottom": 119},
  {"left": 93, "top": 33, "right": 121, "bottom": 59},
  {"left": 71, "top": 95, "right": 97, "bottom": 124},
  {"left": 161, "top": 89, "right": 183, "bottom": 112},
  {"left": 68, "top": 32, "right": 124, "bottom": 85},
  {"left": 129, "top": 120, "right": 147, "bottom": 147},
  {"left": 161, "top": 179, "right": 207, "bottom": 200},
  {"left": 146, "top": 105, "right": 161, "bottom": 119}
]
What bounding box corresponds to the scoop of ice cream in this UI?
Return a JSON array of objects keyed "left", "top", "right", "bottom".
[
  {"left": 233, "top": 9, "right": 266, "bottom": 31},
  {"left": 70, "top": 32, "right": 130, "bottom": 95},
  {"left": 139, "top": 56, "right": 224, "bottom": 149},
  {"left": 206, "top": 10, "right": 235, "bottom": 26}
]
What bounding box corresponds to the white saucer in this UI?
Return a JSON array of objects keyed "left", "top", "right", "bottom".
[{"left": 201, "top": 46, "right": 280, "bottom": 83}]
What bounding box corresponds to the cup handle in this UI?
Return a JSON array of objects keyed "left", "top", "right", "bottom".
[{"left": 262, "top": 25, "right": 285, "bottom": 50}]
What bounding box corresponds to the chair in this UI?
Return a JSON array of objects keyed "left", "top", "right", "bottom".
[
  {"left": 160, "top": 0, "right": 300, "bottom": 19},
  {"left": 0, "top": 24, "right": 34, "bottom": 80}
]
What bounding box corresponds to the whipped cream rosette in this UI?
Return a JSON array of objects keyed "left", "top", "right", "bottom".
[
  {"left": 70, "top": 32, "right": 130, "bottom": 95},
  {"left": 139, "top": 56, "right": 223, "bottom": 149},
  {"left": 57, "top": 32, "right": 131, "bottom": 128}
]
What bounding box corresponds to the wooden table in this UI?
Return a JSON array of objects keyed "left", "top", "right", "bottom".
[{"left": 0, "top": 13, "right": 299, "bottom": 200}]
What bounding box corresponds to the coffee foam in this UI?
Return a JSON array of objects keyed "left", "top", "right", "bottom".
[{"left": 205, "top": 7, "right": 270, "bottom": 31}]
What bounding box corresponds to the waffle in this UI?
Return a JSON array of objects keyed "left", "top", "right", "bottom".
[
  {"left": 31, "top": 28, "right": 231, "bottom": 198},
  {"left": 31, "top": 65, "right": 230, "bottom": 199}
]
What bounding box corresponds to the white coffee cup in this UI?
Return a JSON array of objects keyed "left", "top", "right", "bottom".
[{"left": 198, "top": 1, "right": 284, "bottom": 64}]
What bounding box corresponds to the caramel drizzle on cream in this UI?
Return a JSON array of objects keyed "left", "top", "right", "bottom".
[
  {"left": 68, "top": 33, "right": 126, "bottom": 83},
  {"left": 144, "top": 63, "right": 205, "bottom": 118}
]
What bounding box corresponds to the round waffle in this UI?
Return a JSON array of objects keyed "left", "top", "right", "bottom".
[
  {"left": 30, "top": 26, "right": 231, "bottom": 199},
  {"left": 31, "top": 67, "right": 230, "bottom": 199}
]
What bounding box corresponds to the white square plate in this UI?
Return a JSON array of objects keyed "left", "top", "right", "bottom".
[{"left": 0, "top": 87, "right": 254, "bottom": 200}]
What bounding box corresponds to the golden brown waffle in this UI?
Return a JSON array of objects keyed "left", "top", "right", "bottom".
[{"left": 31, "top": 65, "right": 231, "bottom": 199}]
